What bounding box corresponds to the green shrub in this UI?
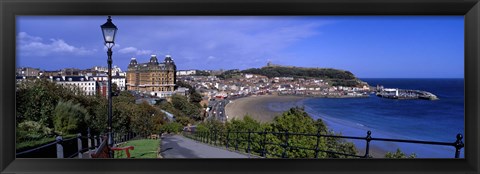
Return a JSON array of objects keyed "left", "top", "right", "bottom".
[
  {"left": 53, "top": 100, "right": 88, "bottom": 135},
  {"left": 161, "top": 122, "right": 183, "bottom": 134},
  {"left": 385, "top": 148, "right": 416, "bottom": 158},
  {"left": 16, "top": 120, "right": 52, "bottom": 141},
  {"left": 196, "top": 107, "right": 357, "bottom": 158}
]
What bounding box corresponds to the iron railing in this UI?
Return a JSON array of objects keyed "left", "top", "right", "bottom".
[
  {"left": 184, "top": 129, "right": 464, "bottom": 158},
  {"left": 16, "top": 130, "right": 142, "bottom": 158}
]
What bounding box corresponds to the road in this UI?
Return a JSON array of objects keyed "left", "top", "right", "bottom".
[
  {"left": 160, "top": 134, "right": 250, "bottom": 158},
  {"left": 207, "top": 99, "right": 229, "bottom": 123}
]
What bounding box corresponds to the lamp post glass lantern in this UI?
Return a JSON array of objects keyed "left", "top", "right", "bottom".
[
  {"left": 101, "top": 16, "right": 117, "bottom": 158},
  {"left": 101, "top": 16, "right": 117, "bottom": 46}
]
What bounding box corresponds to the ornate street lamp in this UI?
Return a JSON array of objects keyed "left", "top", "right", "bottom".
[{"left": 101, "top": 16, "right": 117, "bottom": 158}]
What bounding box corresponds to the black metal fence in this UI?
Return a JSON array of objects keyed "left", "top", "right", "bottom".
[
  {"left": 16, "top": 130, "right": 141, "bottom": 158},
  {"left": 183, "top": 129, "right": 464, "bottom": 158}
]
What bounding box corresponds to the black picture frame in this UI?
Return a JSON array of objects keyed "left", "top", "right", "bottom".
[{"left": 1, "top": 0, "right": 479, "bottom": 174}]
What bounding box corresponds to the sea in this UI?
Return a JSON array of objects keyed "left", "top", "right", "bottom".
[{"left": 301, "top": 78, "right": 465, "bottom": 158}]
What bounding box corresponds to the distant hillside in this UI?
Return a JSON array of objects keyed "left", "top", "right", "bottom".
[
  {"left": 242, "top": 66, "right": 355, "bottom": 79},
  {"left": 240, "top": 66, "right": 364, "bottom": 87}
]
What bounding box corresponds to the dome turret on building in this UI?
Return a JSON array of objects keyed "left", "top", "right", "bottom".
[
  {"left": 149, "top": 55, "right": 159, "bottom": 64},
  {"left": 164, "top": 55, "right": 176, "bottom": 71},
  {"left": 129, "top": 58, "right": 138, "bottom": 67},
  {"left": 164, "top": 55, "right": 174, "bottom": 64}
]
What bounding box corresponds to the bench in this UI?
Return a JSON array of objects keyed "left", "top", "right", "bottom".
[
  {"left": 90, "top": 137, "right": 110, "bottom": 158},
  {"left": 90, "top": 136, "right": 135, "bottom": 158},
  {"left": 111, "top": 146, "right": 135, "bottom": 158},
  {"left": 148, "top": 134, "right": 159, "bottom": 139}
]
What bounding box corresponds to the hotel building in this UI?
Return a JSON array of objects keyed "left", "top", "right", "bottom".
[{"left": 126, "top": 55, "right": 177, "bottom": 98}]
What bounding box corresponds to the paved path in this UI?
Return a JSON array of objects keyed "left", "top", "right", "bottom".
[{"left": 161, "top": 135, "right": 250, "bottom": 158}]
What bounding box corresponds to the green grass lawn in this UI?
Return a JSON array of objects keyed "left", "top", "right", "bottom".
[{"left": 115, "top": 139, "right": 160, "bottom": 158}]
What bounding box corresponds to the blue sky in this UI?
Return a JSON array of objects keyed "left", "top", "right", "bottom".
[{"left": 16, "top": 16, "right": 464, "bottom": 78}]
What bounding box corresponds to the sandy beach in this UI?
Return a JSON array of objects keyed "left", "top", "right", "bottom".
[
  {"left": 225, "top": 95, "right": 306, "bottom": 123},
  {"left": 225, "top": 94, "right": 393, "bottom": 158}
]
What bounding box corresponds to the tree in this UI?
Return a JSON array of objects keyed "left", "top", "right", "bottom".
[
  {"left": 152, "top": 111, "right": 167, "bottom": 133},
  {"left": 196, "top": 70, "right": 211, "bottom": 76},
  {"left": 189, "top": 90, "right": 203, "bottom": 104},
  {"left": 217, "top": 69, "right": 242, "bottom": 79},
  {"left": 130, "top": 102, "right": 157, "bottom": 135},
  {"left": 15, "top": 79, "right": 167, "bottom": 145},
  {"left": 115, "top": 91, "right": 136, "bottom": 103},
  {"left": 385, "top": 148, "right": 416, "bottom": 158},
  {"left": 160, "top": 122, "right": 183, "bottom": 134},
  {"left": 52, "top": 100, "right": 88, "bottom": 135},
  {"left": 200, "top": 107, "right": 357, "bottom": 158},
  {"left": 111, "top": 91, "right": 137, "bottom": 133},
  {"left": 16, "top": 79, "right": 91, "bottom": 130},
  {"left": 227, "top": 115, "right": 262, "bottom": 132},
  {"left": 16, "top": 120, "right": 53, "bottom": 142},
  {"left": 171, "top": 94, "right": 201, "bottom": 120},
  {"left": 84, "top": 96, "right": 108, "bottom": 135},
  {"left": 267, "top": 107, "right": 325, "bottom": 158},
  {"left": 111, "top": 83, "right": 120, "bottom": 96},
  {"left": 175, "top": 116, "right": 193, "bottom": 126},
  {"left": 112, "top": 102, "right": 133, "bottom": 133},
  {"left": 16, "top": 79, "right": 72, "bottom": 128},
  {"left": 156, "top": 100, "right": 187, "bottom": 118}
]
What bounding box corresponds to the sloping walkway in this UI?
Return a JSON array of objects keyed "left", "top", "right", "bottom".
[{"left": 160, "top": 134, "right": 250, "bottom": 158}]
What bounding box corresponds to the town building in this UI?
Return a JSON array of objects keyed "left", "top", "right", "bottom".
[
  {"left": 97, "top": 81, "right": 108, "bottom": 97},
  {"left": 16, "top": 76, "right": 39, "bottom": 85},
  {"left": 40, "top": 70, "right": 62, "bottom": 77},
  {"left": 61, "top": 68, "right": 81, "bottom": 76},
  {"left": 91, "top": 75, "right": 126, "bottom": 91},
  {"left": 112, "top": 76, "right": 126, "bottom": 91},
  {"left": 16, "top": 67, "right": 40, "bottom": 76},
  {"left": 177, "top": 70, "right": 197, "bottom": 76},
  {"left": 126, "top": 55, "right": 177, "bottom": 98},
  {"left": 48, "top": 76, "right": 97, "bottom": 96},
  {"left": 90, "top": 66, "right": 126, "bottom": 76}
]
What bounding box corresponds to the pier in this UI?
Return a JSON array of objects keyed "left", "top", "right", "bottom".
[{"left": 376, "top": 88, "right": 438, "bottom": 100}]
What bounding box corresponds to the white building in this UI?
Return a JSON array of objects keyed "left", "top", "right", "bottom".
[
  {"left": 112, "top": 76, "right": 126, "bottom": 91},
  {"left": 92, "top": 65, "right": 124, "bottom": 76},
  {"left": 49, "top": 76, "right": 97, "bottom": 96},
  {"left": 383, "top": 88, "right": 399, "bottom": 96},
  {"left": 146, "top": 91, "right": 175, "bottom": 98},
  {"left": 91, "top": 76, "right": 108, "bottom": 81},
  {"left": 91, "top": 75, "right": 126, "bottom": 91},
  {"left": 244, "top": 74, "right": 254, "bottom": 79},
  {"left": 176, "top": 70, "right": 197, "bottom": 76},
  {"left": 174, "top": 87, "right": 190, "bottom": 96}
]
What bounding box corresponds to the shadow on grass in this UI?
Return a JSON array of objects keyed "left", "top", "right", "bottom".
[{"left": 130, "top": 151, "right": 158, "bottom": 158}]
